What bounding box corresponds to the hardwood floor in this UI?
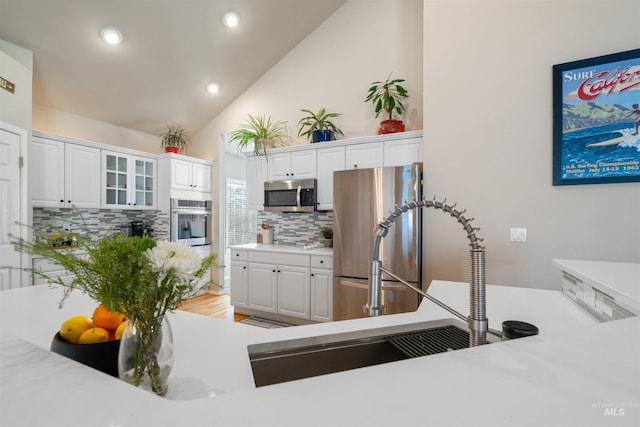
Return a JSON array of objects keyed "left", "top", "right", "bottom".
[{"left": 177, "top": 293, "right": 248, "bottom": 322}]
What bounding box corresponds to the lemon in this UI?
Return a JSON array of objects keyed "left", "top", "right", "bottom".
[
  {"left": 59, "top": 315, "right": 92, "bottom": 344},
  {"left": 114, "top": 321, "right": 130, "bottom": 340},
  {"left": 78, "top": 327, "right": 110, "bottom": 344}
]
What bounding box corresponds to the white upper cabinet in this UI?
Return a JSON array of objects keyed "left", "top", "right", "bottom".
[
  {"left": 165, "top": 157, "right": 212, "bottom": 193},
  {"left": 102, "top": 151, "right": 156, "bottom": 209},
  {"left": 31, "top": 136, "right": 101, "bottom": 209},
  {"left": 316, "top": 146, "right": 345, "bottom": 210},
  {"left": 246, "top": 155, "right": 267, "bottom": 211},
  {"left": 245, "top": 130, "right": 422, "bottom": 211},
  {"left": 383, "top": 137, "right": 422, "bottom": 167},
  {"left": 345, "top": 142, "right": 384, "bottom": 169},
  {"left": 267, "top": 150, "right": 316, "bottom": 181}
]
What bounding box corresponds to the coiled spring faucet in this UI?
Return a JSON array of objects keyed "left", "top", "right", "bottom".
[{"left": 364, "top": 196, "right": 489, "bottom": 347}]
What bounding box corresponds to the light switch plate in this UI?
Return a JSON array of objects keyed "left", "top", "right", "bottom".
[{"left": 510, "top": 227, "right": 527, "bottom": 243}]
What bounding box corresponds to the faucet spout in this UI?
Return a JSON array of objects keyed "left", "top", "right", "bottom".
[{"left": 364, "top": 197, "right": 489, "bottom": 347}]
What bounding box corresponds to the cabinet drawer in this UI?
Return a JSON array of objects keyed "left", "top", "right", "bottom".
[
  {"left": 248, "top": 251, "right": 310, "bottom": 267},
  {"left": 311, "top": 255, "right": 333, "bottom": 269},
  {"left": 231, "top": 250, "right": 248, "bottom": 261}
]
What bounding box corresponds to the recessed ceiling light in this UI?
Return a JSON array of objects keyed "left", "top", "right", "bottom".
[
  {"left": 205, "top": 82, "right": 220, "bottom": 94},
  {"left": 100, "top": 27, "right": 123, "bottom": 45},
  {"left": 222, "top": 11, "right": 240, "bottom": 28}
]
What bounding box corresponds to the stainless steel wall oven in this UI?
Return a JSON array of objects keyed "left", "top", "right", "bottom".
[{"left": 170, "top": 199, "right": 212, "bottom": 246}]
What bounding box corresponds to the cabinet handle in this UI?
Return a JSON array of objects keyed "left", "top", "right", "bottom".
[
  {"left": 311, "top": 273, "right": 315, "bottom": 277},
  {"left": 277, "top": 270, "right": 281, "bottom": 273},
  {"left": 354, "top": 164, "right": 358, "bottom": 168},
  {"left": 243, "top": 266, "right": 247, "bottom": 269},
  {"left": 320, "top": 260, "right": 324, "bottom": 264},
  {"left": 67, "top": 200, "right": 71, "bottom": 204},
  {"left": 60, "top": 200, "right": 64, "bottom": 203},
  {"left": 272, "top": 269, "right": 276, "bottom": 273}
]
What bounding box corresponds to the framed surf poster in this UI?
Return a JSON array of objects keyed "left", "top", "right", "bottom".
[{"left": 552, "top": 49, "right": 640, "bottom": 185}]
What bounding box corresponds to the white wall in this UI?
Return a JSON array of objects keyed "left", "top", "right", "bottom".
[{"left": 423, "top": 0, "right": 640, "bottom": 290}]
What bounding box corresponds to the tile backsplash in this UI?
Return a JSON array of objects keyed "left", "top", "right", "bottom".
[
  {"left": 33, "top": 208, "right": 169, "bottom": 241},
  {"left": 256, "top": 211, "right": 333, "bottom": 246}
]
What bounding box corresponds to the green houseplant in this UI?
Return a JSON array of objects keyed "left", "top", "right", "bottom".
[
  {"left": 320, "top": 227, "right": 333, "bottom": 248},
  {"left": 228, "top": 114, "right": 292, "bottom": 156},
  {"left": 365, "top": 73, "right": 409, "bottom": 134},
  {"left": 160, "top": 123, "right": 191, "bottom": 154},
  {"left": 297, "top": 108, "right": 344, "bottom": 143}
]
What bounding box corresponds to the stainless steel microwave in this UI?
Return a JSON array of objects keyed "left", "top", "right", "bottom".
[{"left": 264, "top": 179, "right": 317, "bottom": 212}]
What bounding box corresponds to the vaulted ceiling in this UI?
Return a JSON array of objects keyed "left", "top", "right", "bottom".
[{"left": 0, "top": 0, "right": 347, "bottom": 135}]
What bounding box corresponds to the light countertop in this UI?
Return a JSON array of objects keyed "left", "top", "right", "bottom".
[
  {"left": 1, "top": 277, "right": 639, "bottom": 426},
  {"left": 231, "top": 243, "right": 333, "bottom": 256}
]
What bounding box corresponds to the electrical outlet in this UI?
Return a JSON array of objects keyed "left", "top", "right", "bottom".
[{"left": 510, "top": 227, "right": 527, "bottom": 243}]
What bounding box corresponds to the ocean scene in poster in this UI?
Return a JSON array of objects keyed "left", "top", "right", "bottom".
[{"left": 560, "top": 56, "right": 640, "bottom": 180}]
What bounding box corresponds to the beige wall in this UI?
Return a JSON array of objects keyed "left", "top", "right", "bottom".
[
  {"left": 192, "top": 0, "right": 424, "bottom": 157},
  {"left": 0, "top": 39, "right": 32, "bottom": 132},
  {"left": 193, "top": 0, "right": 424, "bottom": 283},
  {"left": 423, "top": 0, "right": 640, "bottom": 289},
  {"left": 33, "top": 105, "right": 158, "bottom": 153}
]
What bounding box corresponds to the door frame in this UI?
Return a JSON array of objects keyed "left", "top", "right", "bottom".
[{"left": 0, "top": 120, "right": 30, "bottom": 287}]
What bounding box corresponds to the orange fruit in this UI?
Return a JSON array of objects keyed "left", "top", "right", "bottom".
[
  {"left": 59, "top": 315, "right": 93, "bottom": 344},
  {"left": 78, "top": 327, "right": 110, "bottom": 344},
  {"left": 92, "top": 305, "right": 127, "bottom": 332}
]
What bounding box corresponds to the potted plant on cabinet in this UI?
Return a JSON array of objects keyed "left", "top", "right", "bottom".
[
  {"left": 160, "top": 123, "right": 190, "bottom": 154},
  {"left": 320, "top": 227, "right": 333, "bottom": 248},
  {"left": 365, "top": 73, "right": 409, "bottom": 135},
  {"left": 297, "top": 108, "right": 344, "bottom": 143},
  {"left": 228, "top": 114, "right": 292, "bottom": 156}
]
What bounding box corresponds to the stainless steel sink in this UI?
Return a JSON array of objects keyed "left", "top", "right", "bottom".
[{"left": 248, "top": 318, "right": 498, "bottom": 387}]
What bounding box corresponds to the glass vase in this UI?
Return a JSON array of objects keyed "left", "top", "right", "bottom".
[{"left": 118, "top": 315, "right": 174, "bottom": 396}]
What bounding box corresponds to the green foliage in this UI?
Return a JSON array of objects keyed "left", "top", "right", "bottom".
[
  {"left": 365, "top": 73, "right": 409, "bottom": 121},
  {"left": 228, "top": 114, "right": 292, "bottom": 156},
  {"left": 297, "top": 108, "right": 344, "bottom": 141},
  {"left": 160, "top": 123, "right": 191, "bottom": 151},
  {"left": 321, "top": 227, "right": 333, "bottom": 239},
  {"left": 11, "top": 219, "right": 220, "bottom": 322}
]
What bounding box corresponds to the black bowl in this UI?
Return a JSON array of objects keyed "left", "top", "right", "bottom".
[{"left": 50, "top": 332, "right": 121, "bottom": 377}]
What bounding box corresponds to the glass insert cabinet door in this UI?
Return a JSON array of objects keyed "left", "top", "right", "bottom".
[
  {"left": 105, "top": 153, "right": 129, "bottom": 207},
  {"left": 103, "top": 151, "right": 156, "bottom": 209},
  {"left": 134, "top": 159, "right": 155, "bottom": 207}
]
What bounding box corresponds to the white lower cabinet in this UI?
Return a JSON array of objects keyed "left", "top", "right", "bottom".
[
  {"left": 32, "top": 255, "right": 83, "bottom": 286},
  {"left": 229, "top": 248, "right": 332, "bottom": 322},
  {"left": 277, "top": 265, "right": 311, "bottom": 319},
  {"left": 248, "top": 262, "right": 279, "bottom": 313},
  {"left": 230, "top": 251, "right": 249, "bottom": 308},
  {"left": 310, "top": 255, "right": 333, "bottom": 322}
]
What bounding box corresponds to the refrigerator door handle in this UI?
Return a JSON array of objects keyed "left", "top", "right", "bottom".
[{"left": 339, "top": 279, "right": 411, "bottom": 291}]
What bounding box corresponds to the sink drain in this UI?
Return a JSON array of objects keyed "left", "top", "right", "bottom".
[{"left": 385, "top": 325, "right": 470, "bottom": 358}]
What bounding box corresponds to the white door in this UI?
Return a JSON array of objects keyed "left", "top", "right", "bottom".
[{"left": 0, "top": 126, "right": 24, "bottom": 290}]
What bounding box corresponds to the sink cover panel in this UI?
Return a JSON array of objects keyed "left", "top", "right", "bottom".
[{"left": 385, "top": 325, "right": 470, "bottom": 357}]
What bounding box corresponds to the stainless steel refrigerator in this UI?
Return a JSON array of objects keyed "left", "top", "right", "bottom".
[{"left": 333, "top": 163, "right": 423, "bottom": 320}]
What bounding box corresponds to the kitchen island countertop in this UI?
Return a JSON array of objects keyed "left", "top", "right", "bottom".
[{"left": 1, "top": 276, "right": 638, "bottom": 426}]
